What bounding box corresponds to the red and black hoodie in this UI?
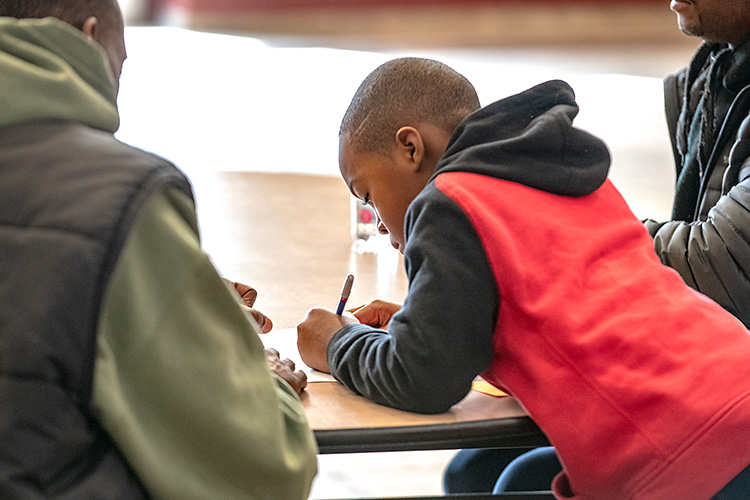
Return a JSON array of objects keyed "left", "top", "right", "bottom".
[{"left": 327, "top": 80, "right": 750, "bottom": 500}]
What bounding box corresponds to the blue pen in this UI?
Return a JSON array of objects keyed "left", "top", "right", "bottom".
[{"left": 335, "top": 274, "right": 354, "bottom": 315}]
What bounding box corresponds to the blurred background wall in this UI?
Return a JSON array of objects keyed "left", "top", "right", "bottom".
[{"left": 120, "top": 0, "right": 686, "bottom": 48}]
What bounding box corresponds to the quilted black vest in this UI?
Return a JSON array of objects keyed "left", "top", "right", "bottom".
[{"left": 0, "top": 121, "right": 193, "bottom": 499}]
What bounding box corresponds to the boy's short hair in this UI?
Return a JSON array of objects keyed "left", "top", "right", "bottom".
[
  {"left": 340, "top": 57, "right": 481, "bottom": 156},
  {"left": 0, "top": 0, "right": 120, "bottom": 32}
]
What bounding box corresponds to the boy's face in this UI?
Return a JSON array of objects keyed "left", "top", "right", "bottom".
[{"left": 339, "top": 134, "right": 427, "bottom": 253}]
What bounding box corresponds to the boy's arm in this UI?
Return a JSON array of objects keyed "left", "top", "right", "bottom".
[
  {"left": 327, "top": 187, "right": 499, "bottom": 414},
  {"left": 92, "top": 187, "right": 317, "bottom": 500}
]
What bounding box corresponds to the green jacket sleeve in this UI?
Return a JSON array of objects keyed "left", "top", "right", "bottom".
[{"left": 91, "top": 187, "right": 317, "bottom": 500}]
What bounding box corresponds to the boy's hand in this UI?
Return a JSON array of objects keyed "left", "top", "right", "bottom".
[
  {"left": 265, "top": 348, "right": 307, "bottom": 395},
  {"left": 297, "top": 308, "right": 358, "bottom": 373},
  {"left": 349, "top": 300, "right": 402, "bottom": 329}
]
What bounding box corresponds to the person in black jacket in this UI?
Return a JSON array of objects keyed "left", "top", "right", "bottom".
[
  {"left": 644, "top": 0, "right": 750, "bottom": 329},
  {"left": 444, "top": 0, "right": 750, "bottom": 494}
]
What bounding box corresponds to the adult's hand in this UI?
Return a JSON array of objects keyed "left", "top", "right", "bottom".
[
  {"left": 246, "top": 307, "right": 273, "bottom": 333},
  {"left": 222, "top": 278, "right": 274, "bottom": 333},
  {"left": 224, "top": 279, "right": 258, "bottom": 307},
  {"left": 264, "top": 348, "right": 307, "bottom": 395}
]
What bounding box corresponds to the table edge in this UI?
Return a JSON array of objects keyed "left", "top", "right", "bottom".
[{"left": 314, "top": 415, "right": 549, "bottom": 454}]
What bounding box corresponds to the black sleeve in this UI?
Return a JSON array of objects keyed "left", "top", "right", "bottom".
[
  {"left": 651, "top": 172, "right": 750, "bottom": 328},
  {"left": 326, "top": 185, "right": 499, "bottom": 414}
]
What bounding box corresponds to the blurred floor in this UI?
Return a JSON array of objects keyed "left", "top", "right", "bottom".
[{"left": 113, "top": 6, "right": 700, "bottom": 497}]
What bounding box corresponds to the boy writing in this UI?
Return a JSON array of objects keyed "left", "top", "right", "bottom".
[{"left": 296, "top": 57, "right": 750, "bottom": 499}]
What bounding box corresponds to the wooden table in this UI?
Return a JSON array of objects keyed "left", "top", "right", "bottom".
[
  {"left": 194, "top": 171, "right": 409, "bottom": 329},
  {"left": 259, "top": 328, "right": 548, "bottom": 455},
  {"left": 303, "top": 382, "right": 548, "bottom": 455}
]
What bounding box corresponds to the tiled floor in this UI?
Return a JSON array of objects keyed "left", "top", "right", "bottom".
[{"left": 113, "top": 11, "right": 700, "bottom": 498}]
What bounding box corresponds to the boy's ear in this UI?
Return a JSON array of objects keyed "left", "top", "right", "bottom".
[{"left": 394, "top": 126, "right": 425, "bottom": 172}]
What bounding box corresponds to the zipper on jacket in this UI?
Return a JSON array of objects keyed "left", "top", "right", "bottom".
[{"left": 694, "top": 85, "right": 750, "bottom": 220}]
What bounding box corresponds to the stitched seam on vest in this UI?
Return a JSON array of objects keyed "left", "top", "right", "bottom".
[{"left": 80, "top": 167, "right": 191, "bottom": 409}]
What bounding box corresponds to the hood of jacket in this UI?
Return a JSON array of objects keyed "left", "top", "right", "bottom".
[
  {"left": 0, "top": 16, "right": 119, "bottom": 132},
  {"left": 434, "top": 79, "right": 610, "bottom": 196}
]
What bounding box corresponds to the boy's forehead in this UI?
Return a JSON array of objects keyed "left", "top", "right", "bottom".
[
  {"left": 339, "top": 136, "right": 362, "bottom": 172},
  {"left": 338, "top": 138, "right": 360, "bottom": 190}
]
